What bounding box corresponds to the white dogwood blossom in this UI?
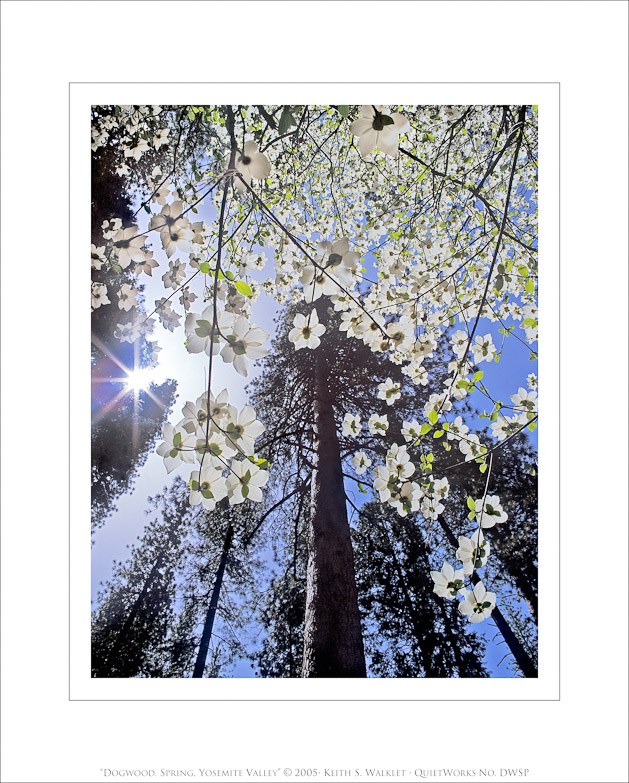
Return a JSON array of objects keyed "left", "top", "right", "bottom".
[
  {"left": 377, "top": 377, "right": 402, "bottom": 406},
  {"left": 342, "top": 413, "right": 361, "bottom": 438},
  {"left": 458, "top": 581, "right": 497, "bottom": 623},
  {"left": 91, "top": 282, "right": 110, "bottom": 310},
  {"left": 474, "top": 495, "right": 509, "bottom": 528},
  {"left": 350, "top": 105, "right": 410, "bottom": 157},
  {"left": 351, "top": 451, "right": 371, "bottom": 475},
  {"left": 368, "top": 413, "right": 389, "bottom": 436},
  {"left": 234, "top": 141, "right": 271, "bottom": 193},
  {"left": 117, "top": 283, "right": 139, "bottom": 311},
  {"left": 431, "top": 562, "right": 466, "bottom": 599},
  {"left": 112, "top": 226, "right": 145, "bottom": 269},
  {"left": 456, "top": 530, "right": 490, "bottom": 576},
  {"left": 220, "top": 316, "right": 270, "bottom": 376},
  {"left": 226, "top": 460, "right": 269, "bottom": 504},
  {"left": 288, "top": 309, "right": 326, "bottom": 350},
  {"left": 189, "top": 465, "right": 228, "bottom": 510},
  {"left": 156, "top": 423, "right": 197, "bottom": 474}
]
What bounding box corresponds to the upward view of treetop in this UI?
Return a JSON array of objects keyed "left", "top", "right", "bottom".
[{"left": 91, "top": 103, "right": 538, "bottom": 678}]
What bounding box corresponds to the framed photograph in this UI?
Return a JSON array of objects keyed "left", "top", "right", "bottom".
[{"left": 75, "top": 87, "right": 556, "bottom": 701}]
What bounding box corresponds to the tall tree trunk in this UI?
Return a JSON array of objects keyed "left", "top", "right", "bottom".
[
  {"left": 192, "top": 523, "right": 234, "bottom": 678},
  {"left": 302, "top": 351, "right": 366, "bottom": 677}
]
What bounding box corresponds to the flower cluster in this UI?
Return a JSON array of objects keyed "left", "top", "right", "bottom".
[{"left": 156, "top": 388, "right": 268, "bottom": 511}]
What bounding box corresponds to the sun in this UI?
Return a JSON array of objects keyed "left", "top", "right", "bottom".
[{"left": 124, "top": 367, "right": 156, "bottom": 392}]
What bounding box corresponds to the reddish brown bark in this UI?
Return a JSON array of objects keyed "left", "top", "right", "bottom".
[{"left": 301, "top": 352, "right": 366, "bottom": 677}]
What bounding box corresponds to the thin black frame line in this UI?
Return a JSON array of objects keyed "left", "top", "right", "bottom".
[
  {"left": 68, "top": 80, "right": 72, "bottom": 704},
  {"left": 18, "top": 0, "right": 619, "bottom": 2},
  {"left": 70, "top": 698, "right": 559, "bottom": 702},
  {"left": 75, "top": 85, "right": 556, "bottom": 702},
  {"left": 557, "top": 81, "right": 561, "bottom": 702},
  {"left": 72, "top": 80, "right": 559, "bottom": 84}
]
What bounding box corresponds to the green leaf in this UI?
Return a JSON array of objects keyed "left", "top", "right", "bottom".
[
  {"left": 278, "top": 107, "right": 295, "bottom": 135},
  {"left": 523, "top": 317, "right": 537, "bottom": 326},
  {"left": 234, "top": 280, "right": 253, "bottom": 297},
  {"left": 357, "top": 481, "right": 367, "bottom": 494},
  {"left": 473, "top": 370, "right": 484, "bottom": 382},
  {"left": 518, "top": 265, "right": 529, "bottom": 277},
  {"left": 194, "top": 319, "right": 213, "bottom": 339},
  {"left": 255, "top": 458, "right": 269, "bottom": 470},
  {"left": 433, "top": 430, "right": 444, "bottom": 438},
  {"left": 143, "top": 204, "right": 151, "bottom": 214},
  {"left": 420, "top": 422, "right": 432, "bottom": 436},
  {"left": 428, "top": 409, "right": 439, "bottom": 425},
  {"left": 479, "top": 463, "right": 488, "bottom": 473},
  {"left": 198, "top": 261, "right": 211, "bottom": 274},
  {"left": 495, "top": 274, "right": 504, "bottom": 291},
  {"left": 224, "top": 270, "right": 234, "bottom": 281},
  {"left": 338, "top": 105, "right": 350, "bottom": 118},
  {"left": 525, "top": 278, "right": 535, "bottom": 294},
  {"left": 528, "top": 422, "right": 537, "bottom": 432},
  {"left": 467, "top": 496, "right": 476, "bottom": 512}
]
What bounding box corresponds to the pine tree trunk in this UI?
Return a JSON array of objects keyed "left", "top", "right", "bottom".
[
  {"left": 192, "top": 523, "right": 234, "bottom": 678},
  {"left": 301, "top": 351, "right": 366, "bottom": 677}
]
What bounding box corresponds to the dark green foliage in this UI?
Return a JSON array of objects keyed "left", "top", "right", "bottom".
[
  {"left": 254, "top": 491, "right": 309, "bottom": 678},
  {"left": 91, "top": 478, "right": 197, "bottom": 677},
  {"left": 353, "top": 502, "right": 487, "bottom": 678},
  {"left": 256, "top": 569, "right": 306, "bottom": 678}
]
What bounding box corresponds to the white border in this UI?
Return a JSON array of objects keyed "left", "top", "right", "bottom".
[
  {"left": 71, "top": 82, "right": 559, "bottom": 701},
  {"left": 3, "top": 2, "right": 628, "bottom": 782}
]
